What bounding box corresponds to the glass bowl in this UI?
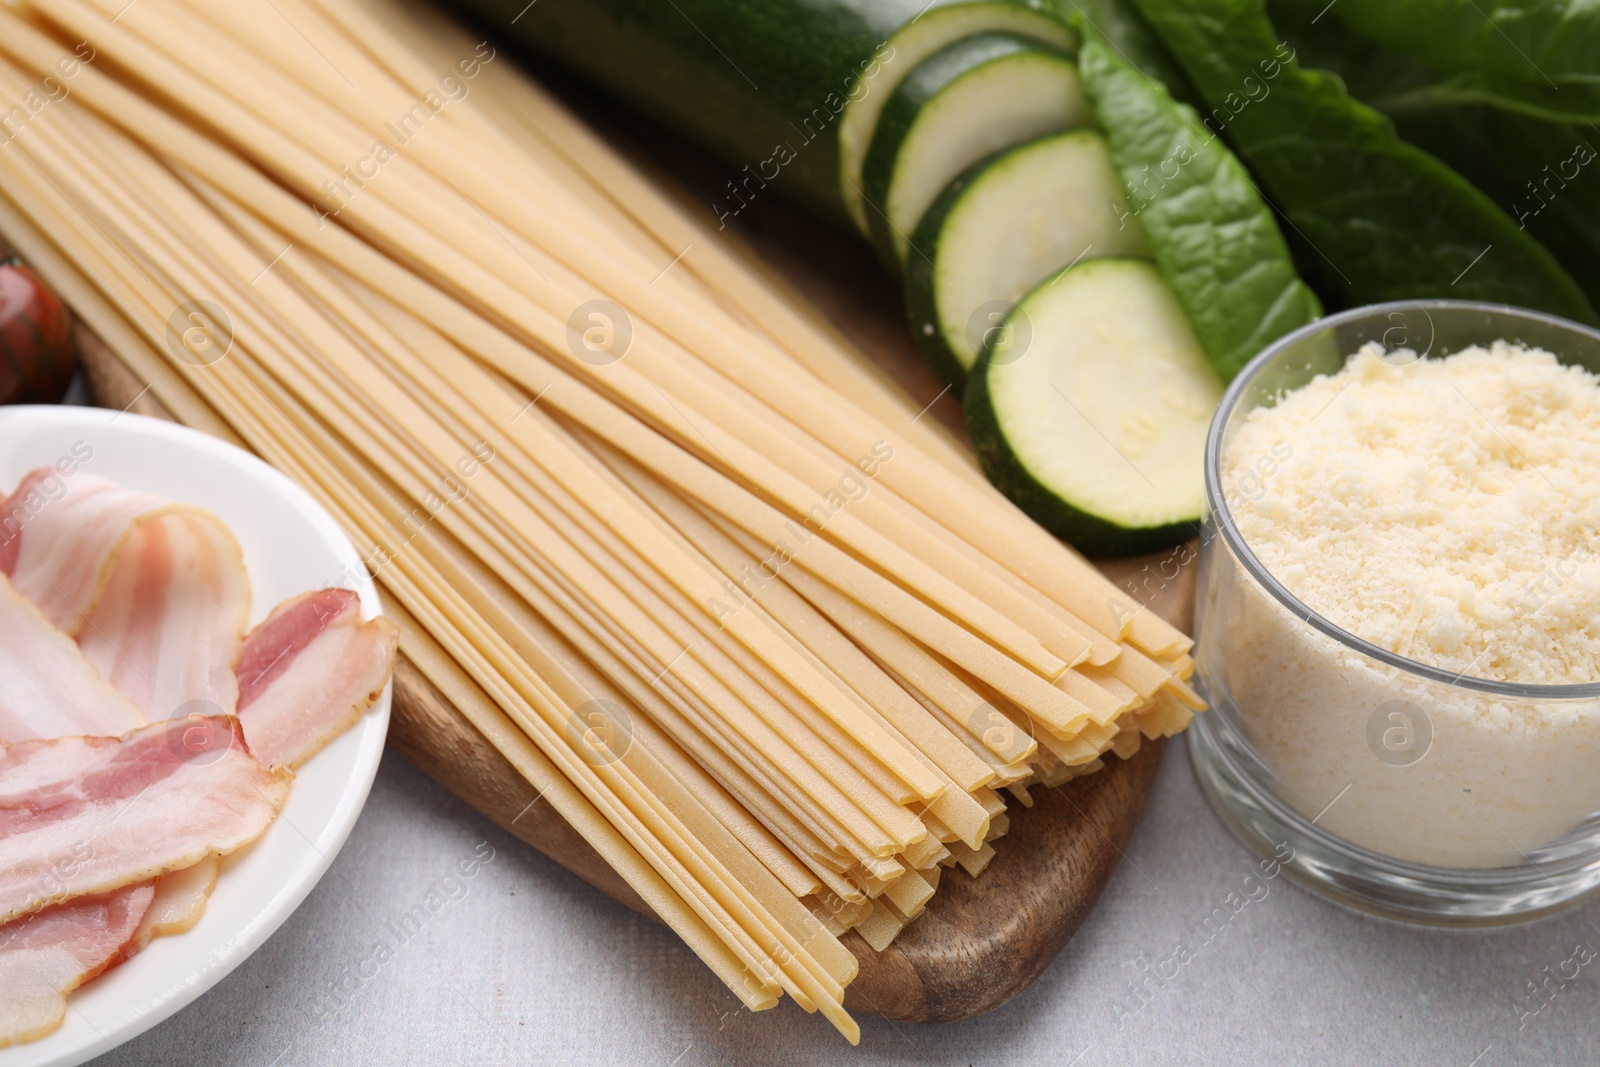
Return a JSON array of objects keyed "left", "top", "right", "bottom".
[{"left": 1188, "top": 300, "right": 1600, "bottom": 925}]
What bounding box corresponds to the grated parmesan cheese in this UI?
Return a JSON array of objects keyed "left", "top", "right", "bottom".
[
  {"left": 1226, "top": 341, "right": 1600, "bottom": 686},
  {"left": 1205, "top": 341, "right": 1600, "bottom": 869}
]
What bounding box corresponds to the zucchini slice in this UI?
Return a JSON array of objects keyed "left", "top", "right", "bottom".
[
  {"left": 862, "top": 34, "right": 1092, "bottom": 270},
  {"left": 904, "top": 129, "right": 1151, "bottom": 391},
  {"left": 964, "top": 258, "right": 1222, "bottom": 556},
  {"left": 836, "top": 4, "right": 1077, "bottom": 236}
]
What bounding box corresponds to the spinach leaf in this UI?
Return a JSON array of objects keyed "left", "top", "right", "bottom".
[
  {"left": 1393, "top": 108, "right": 1600, "bottom": 308},
  {"left": 1271, "top": 0, "right": 1600, "bottom": 308},
  {"left": 1075, "top": 21, "right": 1321, "bottom": 379},
  {"left": 1328, "top": 0, "right": 1600, "bottom": 123},
  {"left": 1266, "top": 0, "right": 1436, "bottom": 102},
  {"left": 1131, "top": 0, "right": 1597, "bottom": 324}
]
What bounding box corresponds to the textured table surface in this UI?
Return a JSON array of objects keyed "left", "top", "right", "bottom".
[{"left": 87, "top": 736, "right": 1600, "bottom": 1067}]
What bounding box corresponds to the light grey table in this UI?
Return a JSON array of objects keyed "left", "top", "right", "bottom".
[{"left": 89, "top": 738, "right": 1600, "bottom": 1066}]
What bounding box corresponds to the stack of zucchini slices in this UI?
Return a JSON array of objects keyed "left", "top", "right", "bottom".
[{"left": 853, "top": 17, "right": 1222, "bottom": 556}]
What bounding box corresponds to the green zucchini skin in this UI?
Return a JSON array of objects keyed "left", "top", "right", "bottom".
[{"left": 448, "top": 0, "right": 1065, "bottom": 230}]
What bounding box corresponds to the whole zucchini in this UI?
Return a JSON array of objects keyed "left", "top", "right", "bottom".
[{"left": 448, "top": 0, "right": 1072, "bottom": 231}]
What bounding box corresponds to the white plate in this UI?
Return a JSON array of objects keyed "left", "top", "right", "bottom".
[{"left": 0, "top": 406, "right": 391, "bottom": 1067}]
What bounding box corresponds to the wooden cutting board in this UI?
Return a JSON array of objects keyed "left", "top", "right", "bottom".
[{"left": 39, "top": 152, "right": 1195, "bottom": 1021}]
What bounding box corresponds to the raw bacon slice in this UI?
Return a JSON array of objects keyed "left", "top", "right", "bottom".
[
  {"left": 0, "top": 882, "right": 155, "bottom": 1048},
  {"left": 1, "top": 470, "right": 249, "bottom": 720},
  {"left": 78, "top": 513, "right": 249, "bottom": 720},
  {"left": 0, "top": 470, "right": 174, "bottom": 633},
  {"left": 0, "top": 573, "right": 144, "bottom": 744},
  {"left": 127, "top": 855, "right": 219, "bottom": 951},
  {"left": 0, "top": 717, "right": 290, "bottom": 924},
  {"left": 237, "top": 589, "right": 398, "bottom": 769}
]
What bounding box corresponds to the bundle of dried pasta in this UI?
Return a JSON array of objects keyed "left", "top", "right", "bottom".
[{"left": 0, "top": 0, "right": 1198, "bottom": 1041}]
